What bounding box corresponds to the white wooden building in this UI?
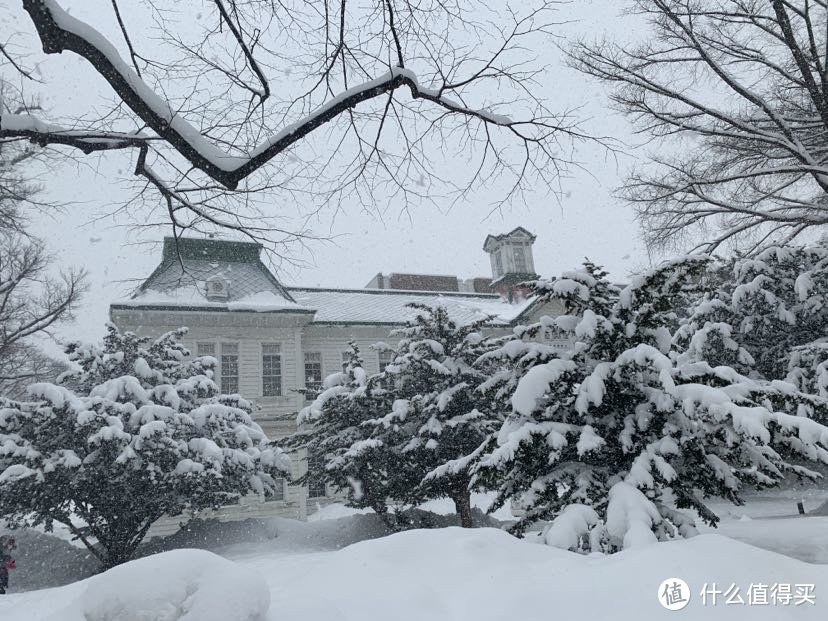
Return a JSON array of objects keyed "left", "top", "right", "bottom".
[{"left": 110, "top": 227, "right": 563, "bottom": 527}]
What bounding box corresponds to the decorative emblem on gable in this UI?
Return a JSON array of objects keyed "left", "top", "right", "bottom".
[{"left": 205, "top": 275, "right": 230, "bottom": 299}]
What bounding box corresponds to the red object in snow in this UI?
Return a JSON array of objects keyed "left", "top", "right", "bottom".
[{"left": 6, "top": 560, "right": 16, "bottom": 570}]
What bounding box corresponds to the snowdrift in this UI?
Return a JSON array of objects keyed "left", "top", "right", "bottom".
[
  {"left": 264, "top": 528, "right": 826, "bottom": 620},
  {"left": 23, "top": 549, "right": 269, "bottom": 621},
  {"left": 0, "top": 526, "right": 825, "bottom": 620}
]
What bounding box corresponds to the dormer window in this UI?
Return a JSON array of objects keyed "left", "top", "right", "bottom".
[{"left": 205, "top": 275, "right": 229, "bottom": 299}]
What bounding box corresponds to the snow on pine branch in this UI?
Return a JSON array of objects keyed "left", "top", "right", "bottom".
[{"left": 475, "top": 256, "right": 828, "bottom": 551}]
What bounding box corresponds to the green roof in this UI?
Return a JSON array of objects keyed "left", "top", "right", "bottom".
[{"left": 162, "top": 236, "right": 261, "bottom": 263}]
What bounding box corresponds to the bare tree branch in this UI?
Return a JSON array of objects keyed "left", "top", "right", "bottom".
[
  {"left": 571, "top": 0, "right": 828, "bottom": 253},
  {"left": 0, "top": 0, "right": 601, "bottom": 248}
]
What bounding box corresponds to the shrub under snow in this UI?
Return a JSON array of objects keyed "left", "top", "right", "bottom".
[{"left": 0, "top": 325, "right": 290, "bottom": 568}]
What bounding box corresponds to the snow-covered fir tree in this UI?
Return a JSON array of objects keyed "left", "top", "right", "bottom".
[
  {"left": 292, "top": 307, "right": 502, "bottom": 527},
  {"left": 370, "top": 304, "right": 502, "bottom": 527},
  {"left": 288, "top": 342, "right": 416, "bottom": 526},
  {"left": 679, "top": 241, "right": 828, "bottom": 381},
  {"left": 787, "top": 342, "right": 828, "bottom": 399},
  {"left": 0, "top": 324, "right": 290, "bottom": 568},
  {"left": 475, "top": 259, "right": 828, "bottom": 552}
]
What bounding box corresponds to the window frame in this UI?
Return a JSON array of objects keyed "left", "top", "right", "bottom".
[
  {"left": 303, "top": 352, "right": 323, "bottom": 399},
  {"left": 219, "top": 342, "right": 239, "bottom": 394},
  {"left": 261, "top": 343, "right": 283, "bottom": 397},
  {"left": 196, "top": 342, "right": 216, "bottom": 357},
  {"left": 378, "top": 349, "right": 394, "bottom": 374},
  {"left": 266, "top": 477, "right": 286, "bottom": 502},
  {"left": 512, "top": 244, "right": 528, "bottom": 272}
]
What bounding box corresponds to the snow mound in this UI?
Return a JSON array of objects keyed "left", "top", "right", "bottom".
[
  {"left": 267, "top": 528, "right": 826, "bottom": 620},
  {"left": 812, "top": 499, "right": 828, "bottom": 516},
  {"left": 67, "top": 549, "right": 268, "bottom": 621}
]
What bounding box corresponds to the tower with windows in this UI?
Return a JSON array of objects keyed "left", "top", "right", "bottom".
[{"left": 483, "top": 227, "right": 538, "bottom": 302}]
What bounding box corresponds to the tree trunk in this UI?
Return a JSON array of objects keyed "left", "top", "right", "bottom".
[
  {"left": 453, "top": 490, "right": 473, "bottom": 528},
  {"left": 100, "top": 535, "right": 138, "bottom": 570}
]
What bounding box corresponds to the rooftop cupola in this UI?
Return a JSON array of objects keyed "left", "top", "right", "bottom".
[{"left": 483, "top": 227, "right": 538, "bottom": 302}]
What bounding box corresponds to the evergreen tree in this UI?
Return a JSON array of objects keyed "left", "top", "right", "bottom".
[
  {"left": 679, "top": 241, "right": 828, "bottom": 380},
  {"left": 288, "top": 342, "right": 415, "bottom": 526},
  {"left": 378, "top": 304, "right": 503, "bottom": 527},
  {"left": 476, "top": 259, "right": 828, "bottom": 552},
  {"left": 291, "top": 307, "right": 503, "bottom": 528},
  {"left": 0, "top": 324, "right": 290, "bottom": 568},
  {"left": 787, "top": 342, "right": 828, "bottom": 399}
]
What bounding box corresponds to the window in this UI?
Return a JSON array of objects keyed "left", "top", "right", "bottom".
[
  {"left": 378, "top": 350, "right": 394, "bottom": 374},
  {"left": 304, "top": 352, "right": 323, "bottom": 399},
  {"left": 267, "top": 477, "right": 286, "bottom": 502},
  {"left": 512, "top": 244, "right": 528, "bottom": 272},
  {"left": 196, "top": 342, "right": 216, "bottom": 357},
  {"left": 262, "top": 343, "right": 282, "bottom": 397},
  {"left": 307, "top": 452, "right": 326, "bottom": 498},
  {"left": 494, "top": 249, "right": 504, "bottom": 276},
  {"left": 220, "top": 343, "right": 239, "bottom": 394}
]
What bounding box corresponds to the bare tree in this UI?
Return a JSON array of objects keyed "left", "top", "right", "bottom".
[
  {"left": 0, "top": 0, "right": 598, "bottom": 251},
  {"left": 0, "top": 342, "right": 70, "bottom": 398},
  {"left": 0, "top": 233, "right": 86, "bottom": 394},
  {"left": 0, "top": 79, "right": 86, "bottom": 394},
  {"left": 571, "top": 0, "right": 828, "bottom": 253}
]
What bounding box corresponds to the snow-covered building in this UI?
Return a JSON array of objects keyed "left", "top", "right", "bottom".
[{"left": 110, "top": 227, "right": 563, "bottom": 525}]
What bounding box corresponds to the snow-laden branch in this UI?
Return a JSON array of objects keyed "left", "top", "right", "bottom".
[
  {"left": 8, "top": 0, "right": 517, "bottom": 190},
  {"left": 0, "top": 114, "right": 153, "bottom": 153}
]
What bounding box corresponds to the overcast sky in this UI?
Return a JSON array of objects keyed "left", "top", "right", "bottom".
[{"left": 4, "top": 0, "right": 653, "bottom": 346}]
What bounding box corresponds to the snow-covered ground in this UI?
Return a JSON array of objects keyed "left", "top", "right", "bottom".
[{"left": 1, "top": 490, "right": 827, "bottom": 620}]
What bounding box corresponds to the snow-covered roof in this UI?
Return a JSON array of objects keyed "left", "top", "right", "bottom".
[
  {"left": 115, "top": 237, "right": 305, "bottom": 312},
  {"left": 482, "top": 226, "right": 536, "bottom": 252},
  {"left": 114, "top": 237, "right": 540, "bottom": 324},
  {"left": 115, "top": 286, "right": 313, "bottom": 313},
  {"left": 287, "top": 287, "right": 534, "bottom": 325}
]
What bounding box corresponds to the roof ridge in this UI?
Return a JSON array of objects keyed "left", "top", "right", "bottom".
[{"left": 286, "top": 286, "right": 500, "bottom": 299}]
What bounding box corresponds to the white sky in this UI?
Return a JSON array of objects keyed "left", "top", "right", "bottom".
[{"left": 3, "top": 0, "right": 655, "bottom": 346}]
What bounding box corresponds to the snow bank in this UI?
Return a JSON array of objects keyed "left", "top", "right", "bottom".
[
  {"left": 2, "top": 524, "right": 827, "bottom": 620},
  {"left": 53, "top": 549, "right": 269, "bottom": 621},
  {"left": 264, "top": 528, "right": 826, "bottom": 620}
]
